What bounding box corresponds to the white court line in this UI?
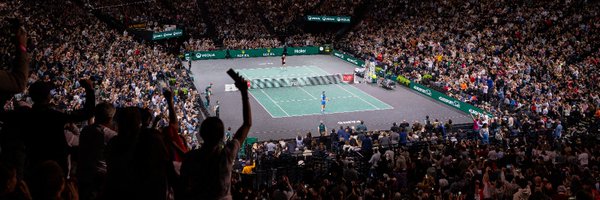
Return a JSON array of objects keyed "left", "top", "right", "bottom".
[
  {"left": 237, "top": 71, "right": 280, "bottom": 118},
  {"left": 335, "top": 84, "right": 380, "bottom": 109},
  {"left": 307, "top": 66, "right": 394, "bottom": 109},
  {"left": 303, "top": 66, "right": 380, "bottom": 108},
  {"left": 241, "top": 73, "right": 319, "bottom": 79},
  {"left": 274, "top": 95, "right": 354, "bottom": 103},
  {"left": 309, "top": 65, "right": 330, "bottom": 75},
  {"left": 269, "top": 107, "right": 390, "bottom": 118},
  {"left": 298, "top": 86, "right": 317, "bottom": 99},
  {"left": 247, "top": 91, "right": 277, "bottom": 118},
  {"left": 260, "top": 89, "right": 290, "bottom": 117}
]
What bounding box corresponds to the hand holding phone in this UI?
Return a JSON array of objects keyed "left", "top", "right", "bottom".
[{"left": 227, "top": 69, "right": 248, "bottom": 92}]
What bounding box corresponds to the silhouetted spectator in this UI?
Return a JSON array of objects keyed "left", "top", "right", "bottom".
[
  {"left": 23, "top": 79, "right": 95, "bottom": 177},
  {"left": 78, "top": 102, "right": 117, "bottom": 200},
  {"left": 180, "top": 69, "right": 251, "bottom": 199},
  {"left": 0, "top": 23, "right": 29, "bottom": 97},
  {"left": 104, "top": 107, "right": 172, "bottom": 200}
]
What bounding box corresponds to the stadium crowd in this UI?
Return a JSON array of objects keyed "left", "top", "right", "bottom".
[
  {"left": 0, "top": 0, "right": 599, "bottom": 200},
  {"left": 204, "top": 0, "right": 281, "bottom": 49}
]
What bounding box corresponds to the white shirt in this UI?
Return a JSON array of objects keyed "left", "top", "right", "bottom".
[{"left": 578, "top": 153, "right": 589, "bottom": 166}]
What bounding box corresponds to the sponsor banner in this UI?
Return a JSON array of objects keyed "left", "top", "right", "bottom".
[
  {"left": 342, "top": 74, "right": 355, "bottom": 84},
  {"left": 319, "top": 45, "right": 332, "bottom": 54},
  {"left": 152, "top": 29, "right": 183, "bottom": 40},
  {"left": 306, "top": 15, "right": 351, "bottom": 23},
  {"left": 225, "top": 84, "right": 238, "bottom": 92},
  {"left": 287, "top": 46, "right": 320, "bottom": 56},
  {"left": 185, "top": 50, "right": 227, "bottom": 60},
  {"left": 332, "top": 50, "right": 366, "bottom": 68},
  {"left": 128, "top": 23, "right": 146, "bottom": 29},
  {"left": 410, "top": 82, "right": 493, "bottom": 118},
  {"left": 229, "top": 48, "right": 284, "bottom": 58}
]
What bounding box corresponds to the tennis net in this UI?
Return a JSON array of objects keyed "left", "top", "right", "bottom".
[{"left": 248, "top": 74, "right": 343, "bottom": 89}]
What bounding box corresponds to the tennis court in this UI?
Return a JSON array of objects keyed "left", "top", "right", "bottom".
[{"left": 235, "top": 65, "right": 393, "bottom": 118}]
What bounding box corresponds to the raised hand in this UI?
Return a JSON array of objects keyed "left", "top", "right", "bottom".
[
  {"left": 17, "top": 26, "right": 27, "bottom": 46},
  {"left": 227, "top": 69, "right": 248, "bottom": 92},
  {"left": 163, "top": 89, "right": 173, "bottom": 100},
  {"left": 79, "top": 79, "right": 93, "bottom": 90}
]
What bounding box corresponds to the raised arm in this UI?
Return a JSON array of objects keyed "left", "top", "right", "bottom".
[
  {"left": 163, "top": 89, "right": 177, "bottom": 125},
  {"left": 67, "top": 79, "right": 96, "bottom": 122},
  {"left": 0, "top": 26, "right": 29, "bottom": 93},
  {"left": 228, "top": 69, "right": 252, "bottom": 143}
]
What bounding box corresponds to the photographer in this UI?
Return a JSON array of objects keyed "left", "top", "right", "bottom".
[{"left": 0, "top": 21, "right": 29, "bottom": 95}]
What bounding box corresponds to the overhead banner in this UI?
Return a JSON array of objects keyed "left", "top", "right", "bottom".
[
  {"left": 409, "top": 82, "right": 493, "bottom": 118},
  {"left": 332, "top": 50, "right": 366, "bottom": 68},
  {"left": 229, "top": 48, "right": 284, "bottom": 58},
  {"left": 128, "top": 23, "right": 146, "bottom": 29},
  {"left": 185, "top": 50, "right": 228, "bottom": 60},
  {"left": 152, "top": 29, "right": 183, "bottom": 40},
  {"left": 306, "top": 15, "right": 351, "bottom": 23},
  {"left": 287, "top": 46, "right": 320, "bottom": 56}
]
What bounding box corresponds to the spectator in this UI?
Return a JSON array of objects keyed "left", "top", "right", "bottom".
[
  {"left": 78, "top": 102, "right": 117, "bottom": 200},
  {"left": 0, "top": 163, "right": 31, "bottom": 200},
  {"left": 104, "top": 107, "right": 172, "bottom": 200},
  {"left": 24, "top": 80, "right": 94, "bottom": 176},
  {"left": 180, "top": 70, "right": 251, "bottom": 199},
  {"left": 356, "top": 121, "right": 367, "bottom": 133},
  {"left": 0, "top": 23, "right": 28, "bottom": 96}
]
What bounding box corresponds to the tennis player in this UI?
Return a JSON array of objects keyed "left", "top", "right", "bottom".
[
  {"left": 281, "top": 54, "right": 286, "bottom": 70},
  {"left": 321, "top": 91, "right": 328, "bottom": 113}
]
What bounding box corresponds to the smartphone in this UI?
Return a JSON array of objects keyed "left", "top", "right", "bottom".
[{"left": 227, "top": 69, "right": 238, "bottom": 79}]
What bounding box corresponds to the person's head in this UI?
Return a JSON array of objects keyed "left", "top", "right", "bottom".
[
  {"left": 30, "top": 161, "right": 65, "bottom": 200},
  {"left": 322, "top": 91, "right": 325, "bottom": 95},
  {"left": 116, "top": 107, "right": 142, "bottom": 138},
  {"left": 94, "top": 102, "right": 116, "bottom": 125},
  {"left": 0, "top": 163, "right": 17, "bottom": 195},
  {"left": 29, "top": 81, "right": 52, "bottom": 105},
  {"left": 139, "top": 108, "right": 152, "bottom": 127},
  {"left": 200, "top": 117, "right": 224, "bottom": 146}
]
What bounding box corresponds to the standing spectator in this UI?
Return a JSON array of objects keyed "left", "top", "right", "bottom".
[
  {"left": 214, "top": 101, "right": 220, "bottom": 118},
  {"left": 0, "top": 23, "right": 29, "bottom": 97},
  {"left": 225, "top": 127, "right": 232, "bottom": 142},
  {"left": 78, "top": 102, "right": 117, "bottom": 200},
  {"left": 356, "top": 121, "right": 367, "bottom": 133},
  {"left": 318, "top": 121, "right": 327, "bottom": 136},
  {"left": 23, "top": 80, "right": 95, "bottom": 176},
  {"left": 104, "top": 107, "right": 172, "bottom": 200},
  {"left": 160, "top": 88, "right": 189, "bottom": 196},
  {"left": 180, "top": 70, "right": 251, "bottom": 199},
  {"left": 480, "top": 124, "right": 490, "bottom": 145},
  {"left": 553, "top": 121, "right": 563, "bottom": 140}
]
